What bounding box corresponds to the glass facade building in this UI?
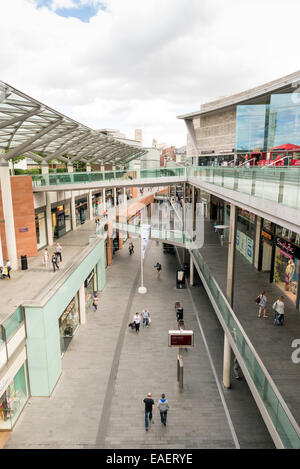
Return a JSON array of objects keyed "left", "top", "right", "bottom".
[{"left": 235, "top": 92, "right": 300, "bottom": 154}]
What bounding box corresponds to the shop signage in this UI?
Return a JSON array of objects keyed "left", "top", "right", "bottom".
[
  {"left": 19, "top": 227, "right": 29, "bottom": 232},
  {"left": 261, "top": 230, "right": 272, "bottom": 241},
  {"left": 57, "top": 205, "right": 64, "bottom": 212},
  {"left": 201, "top": 150, "right": 215, "bottom": 154},
  {"left": 276, "top": 237, "right": 300, "bottom": 259},
  {"left": 60, "top": 298, "right": 75, "bottom": 323},
  {"left": 168, "top": 330, "right": 194, "bottom": 348}
]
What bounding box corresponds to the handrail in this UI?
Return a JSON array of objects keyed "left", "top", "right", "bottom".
[{"left": 267, "top": 155, "right": 292, "bottom": 166}]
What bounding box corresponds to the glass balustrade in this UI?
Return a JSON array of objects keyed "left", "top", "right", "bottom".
[{"left": 32, "top": 166, "right": 300, "bottom": 211}]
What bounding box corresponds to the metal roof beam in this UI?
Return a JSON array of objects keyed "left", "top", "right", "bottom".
[
  {"left": 0, "top": 107, "right": 42, "bottom": 130},
  {"left": 25, "top": 126, "right": 79, "bottom": 154},
  {"left": 43, "top": 131, "right": 93, "bottom": 161},
  {"left": 4, "top": 118, "right": 63, "bottom": 160}
]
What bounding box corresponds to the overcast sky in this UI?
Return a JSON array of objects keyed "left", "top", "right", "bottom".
[{"left": 0, "top": 0, "right": 300, "bottom": 148}]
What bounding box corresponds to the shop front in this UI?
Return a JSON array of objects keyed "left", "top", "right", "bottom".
[
  {"left": 274, "top": 236, "right": 300, "bottom": 306},
  {"left": 0, "top": 360, "right": 29, "bottom": 430},
  {"left": 35, "top": 209, "right": 47, "bottom": 250},
  {"left": 75, "top": 197, "right": 88, "bottom": 226},
  {"left": 259, "top": 219, "right": 275, "bottom": 273},
  {"left": 236, "top": 209, "right": 255, "bottom": 264},
  {"left": 92, "top": 192, "right": 103, "bottom": 217},
  {"left": 59, "top": 296, "right": 80, "bottom": 356},
  {"left": 85, "top": 269, "right": 97, "bottom": 310},
  {"left": 51, "top": 201, "right": 72, "bottom": 239}
]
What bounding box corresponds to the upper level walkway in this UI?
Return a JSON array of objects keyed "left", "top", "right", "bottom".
[{"left": 31, "top": 166, "right": 300, "bottom": 234}]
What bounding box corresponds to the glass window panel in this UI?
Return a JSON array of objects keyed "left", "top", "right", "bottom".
[
  {"left": 236, "top": 105, "right": 267, "bottom": 153},
  {"left": 268, "top": 93, "right": 300, "bottom": 149}
]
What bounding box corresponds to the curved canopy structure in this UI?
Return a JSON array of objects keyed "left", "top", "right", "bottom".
[{"left": 0, "top": 80, "right": 146, "bottom": 166}]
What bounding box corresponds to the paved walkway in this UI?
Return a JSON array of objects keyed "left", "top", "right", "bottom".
[
  {"left": 200, "top": 220, "right": 300, "bottom": 427},
  {"left": 4, "top": 239, "right": 237, "bottom": 449}
]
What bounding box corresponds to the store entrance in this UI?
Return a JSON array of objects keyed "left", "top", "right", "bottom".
[{"left": 59, "top": 297, "right": 80, "bottom": 356}]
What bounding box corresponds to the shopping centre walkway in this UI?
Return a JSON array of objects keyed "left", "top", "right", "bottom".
[
  {"left": 3, "top": 234, "right": 275, "bottom": 449},
  {"left": 0, "top": 189, "right": 158, "bottom": 322},
  {"left": 199, "top": 221, "right": 300, "bottom": 427}
]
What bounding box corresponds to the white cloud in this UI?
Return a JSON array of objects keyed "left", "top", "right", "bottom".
[{"left": 0, "top": 0, "right": 300, "bottom": 147}]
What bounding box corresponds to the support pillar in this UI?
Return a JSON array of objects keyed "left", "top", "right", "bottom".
[
  {"left": 0, "top": 161, "right": 18, "bottom": 269},
  {"left": 113, "top": 188, "right": 117, "bottom": 207},
  {"left": 223, "top": 334, "right": 231, "bottom": 389},
  {"left": 79, "top": 283, "right": 86, "bottom": 325},
  {"left": 103, "top": 188, "right": 106, "bottom": 211},
  {"left": 89, "top": 191, "right": 93, "bottom": 220},
  {"left": 67, "top": 164, "right": 77, "bottom": 231},
  {"left": 223, "top": 203, "right": 237, "bottom": 389},
  {"left": 190, "top": 256, "right": 194, "bottom": 286},
  {"left": 101, "top": 165, "right": 105, "bottom": 172},
  {"left": 46, "top": 192, "right": 53, "bottom": 246}
]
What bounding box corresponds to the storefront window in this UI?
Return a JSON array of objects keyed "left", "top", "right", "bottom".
[
  {"left": 64, "top": 202, "right": 71, "bottom": 233},
  {"left": 85, "top": 270, "right": 95, "bottom": 309},
  {"left": 59, "top": 297, "right": 80, "bottom": 356},
  {"left": 35, "top": 211, "right": 47, "bottom": 249},
  {"left": 237, "top": 209, "right": 255, "bottom": 238},
  {"left": 275, "top": 226, "right": 300, "bottom": 247},
  {"left": 0, "top": 364, "right": 29, "bottom": 430},
  {"left": 274, "top": 246, "right": 299, "bottom": 301},
  {"left": 76, "top": 198, "right": 88, "bottom": 226}
]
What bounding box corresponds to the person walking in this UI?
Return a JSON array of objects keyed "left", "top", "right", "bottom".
[
  {"left": 43, "top": 248, "right": 50, "bottom": 268},
  {"left": 143, "top": 392, "right": 155, "bottom": 431},
  {"left": 273, "top": 296, "right": 285, "bottom": 326},
  {"left": 133, "top": 312, "right": 141, "bottom": 333},
  {"left": 141, "top": 308, "right": 150, "bottom": 327},
  {"left": 55, "top": 242, "right": 63, "bottom": 263},
  {"left": 257, "top": 290, "right": 268, "bottom": 318},
  {"left": 154, "top": 262, "right": 162, "bottom": 278},
  {"left": 129, "top": 242, "right": 134, "bottom": 255},
  {"left": 5, "top": 260, "right": 11, "bottom": 279},
  {"left": 157, "top": 394, "right": 169, "bottom": 426},
  {"left": 92, "top": 295, "right": 99, "bottom": 312},
  {"left": 51, "top": 253, "right": 59, "bottom": 272}
]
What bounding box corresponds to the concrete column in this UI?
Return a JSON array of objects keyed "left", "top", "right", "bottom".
[
  {"left": 0, "top": 161, "right": 18, "bottom": 269},
  {"left": 123, "top": 187, "right": 126, "bottom": 205},
  {"left": 101, "top": 165, "right": 105, "bottom": 172},
  {"left": 103, "top": 189, "right": 106, "bottom": 211},
  {"left": 190, "top": 256, "right": 194, "bottom": 286},
  {"left": 223, "top": 203, "right": 237, "bottom": 389},
  {"left": 226, "top": 204, "right": 237, "bottom": 306},
  {"left": 41, "top": 163, "right": 49, "bottom": 175},
  {"left": 113, "top": 188, "right": 117, "bottom": 207},
  {"left": 182, "top": 183, "right": 186, "bottom": 264},
  {"left": 46, "top": 192, "right": 53, "bottom": 246},
  {"left": 86, "top": 163, "right": 91, "bottom": 172},
  {"left": 79, "top": 283, "right": 86, "bottom": 325},
  {"left": 89, "top": 191, "right": 93, "bottom": 220},
  {"left": 223, "top": 334, "right": 231, "bottom": 389},
  {"left": 67, "top": 164, "right": 77, "bottom": 230},
  {"left": 254, "top": 216, "right": 262, "bottom": 270},
  {"left": 71, "top": 193, "right": 77, "bottom": 231},
  {"left": 67, "top": 164, "right": 74, "bottom": 174}
]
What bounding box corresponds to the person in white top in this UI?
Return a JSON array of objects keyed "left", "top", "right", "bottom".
[
  {"left": 43, "top": 248, "right": 50, "bottom": 268},
  {"left": 273, "top": 296, "right": 285, "bottom": 326},
  {"left": 133, "top": 313, "right": 141, "bottom": 333}
]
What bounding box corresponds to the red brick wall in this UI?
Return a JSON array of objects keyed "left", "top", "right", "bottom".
[{"left": 0, "top": 176, "right": 37, "bottom": 259}]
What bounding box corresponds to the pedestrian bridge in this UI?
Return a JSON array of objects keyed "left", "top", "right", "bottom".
[
  {"left": 32, "top": 166, "right": 300, "bottom": 234},
  {"left": 112, "top": 218, "right": 300, "bottom": 449}
]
